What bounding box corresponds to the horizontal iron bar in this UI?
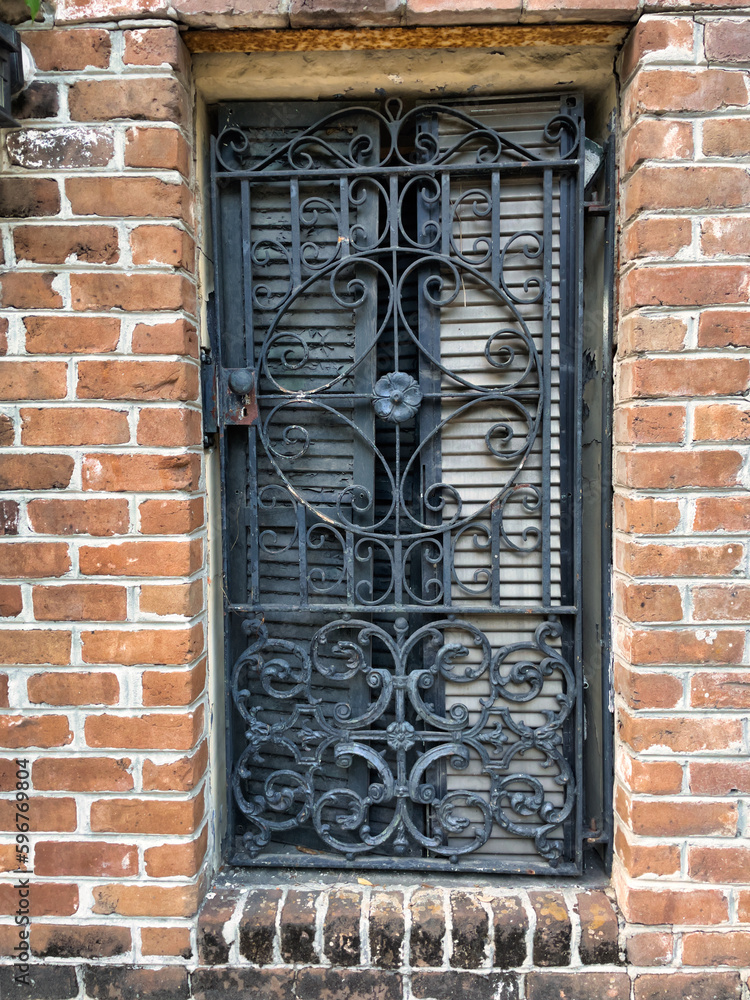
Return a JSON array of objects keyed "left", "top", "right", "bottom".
[
  {"left": 229, "top": 602, "right": 578, "bottom": 615},
  {"left": 228, "top": 848, "right": 582, "bottom": 875},
  {"left": 217, "top": 159, "right": 582, "bottom": 182}
]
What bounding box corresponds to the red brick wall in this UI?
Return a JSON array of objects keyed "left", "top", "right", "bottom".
[
  {"left": 0, "top": 0, "right": 749, "bottom": 987},
  {"left": 614, "top": 10, "right": 750, "bottom": 969},
  {"left": 0, "top": 22, "right": 207, "bottom": 963}
]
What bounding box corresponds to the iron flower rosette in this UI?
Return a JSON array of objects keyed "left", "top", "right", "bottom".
[{"left": 372, "top": 371, "right": 423, "bottom": 424}]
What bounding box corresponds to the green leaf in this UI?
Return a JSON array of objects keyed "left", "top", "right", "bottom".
[{"left": 24, "top": 0, "right": 42, "bottom": 19}]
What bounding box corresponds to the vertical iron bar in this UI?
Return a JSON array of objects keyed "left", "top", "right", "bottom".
[{"left": 542, "top": 168, "right": 553, "bottom": 608}]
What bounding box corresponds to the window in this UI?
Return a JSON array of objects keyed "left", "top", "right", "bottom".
[{"left": 208, "top": 93, "right": 608, "bottom": 874}]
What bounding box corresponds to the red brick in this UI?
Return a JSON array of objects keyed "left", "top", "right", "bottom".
[
  {"left": 701, "top": 216, "right": 750, "bottom": 258},
  {"left": 625, "top": 69, "right": 749, "bottom": 125},
  {"left": 14, "top": 225, "right": 118, "bottom": 265},
  {"left": 24, "top": 28, "right": 111, "bottom": 70},
  {"left": 123, "top": 27, "right": 187, "bottom": 70},
  {"left": 67, "top": 176, "right": 190, "bottom": 220},
  {"left": 139, "top": 497, "right": 204, "bottom": 533},
  {"left": 0, "top": 454, "right": 75, "bottom": 490},
  {"left": 7, "top": 127, "right": 113, "bottom": 170},
  {"left": 289, "top": 0, "right": 401, "bottom": 27},
  {"left": 617, "top": 540, "right": 743, "bottom": 577},
  {"left": 615, "top": 404, "right": 685, "bottom": 443},
  {"left": 93, "top": 882, "right": 202, "bottom": 917},
  {"left": 0, "top": 715, "right": 72, "bottom": 749},
  {"left": 11, "top": 82, "right": 60, "bottom": 121},
  {"left": 626, "top": 932, "right": 674, "bottom": 967},
  {"left": 615, "top": 825, "right": 681, "bottom": 878},
  {"left": 613, "top": 495, "right": 680, "bottom": 534},
  {"left": 0, "top": 271, "right": 62, "bottom": 309},
  {"left": 27, "top": 670, "right": 119, "bottom": 706},
  {"left": 21, "top": 407, "right": 129, "bottom": 446},
  {"left": 618, "top": 711, "right": 743, "bottom": 754},
  {"left": 622, "top": 119, "right": 693, "bottom": 174},
  {"left": 68, "top": 77, "right": 188, "bottom": 123},
  {"left": 698, "top": 310, "right": 750, "bottom": 348},
  {"left": 80, "top": 538, "right": 202, "bottom": 575},
  {"left": 622, "top": 217, "right": 691, "bottom": 261},
  {"left": 629, "top": 798, "right": 737, "bottom": 837},
  {"left": 615, "top": 663, "right": 682, "bottom": 709},
  {"left": 141, "top": 926, "right": 192, "bottom": 958},
  {"left": 633, "top": 972, "right": 740, "bottom": 1000},
  {"left": 55, "top": 0, "right": 167, "bottom": 21},
  {"left": 625, "top": 627, "right": 744, "bottom": 666},
  {"left": 142, "top": 740, "right": 207, "bottom": 791},
  {"left": 619, "top": 884, "right": 729, "bottom": 926},
  {"left": 90, "top": 791, "right": 203, "bottom": 835},
  {"left": 137, "top": 407, "right": 202, "bottom": 446},
  {"left": 690, "top": 672, "right": 750, "bottom": 709},
  {"left": 737, "top": 893, "right": 750, "bottom": 921},
  {"left": 0, "top": 177, "right": 61, "bottom": 218},
  {"left": 619, "top": 755, "right": 683, "bottom": 795},
  {"left": 130, "top": 224, "right": 194, "bottom": 270},
  {"left": 144, "top": 827, "right": 208, "bottom": 878},
  {"left": 142, "top": 658, "right": 206, "bottom": 706},
  {"left": 4, "top": 542, "right": 70, "bottom": 578},
  {"left": 28, "top": 498, "right": 129, "bottom": 537},
  {"left": 81, "top": 623, "right": 203, "bottom": 666},
  {"left": 0, "top": 881, "right": 77, "bottom": 917},
  {"left": 0, "top": 361, "right": 67, "bottom": 400},
  {"left": 0, "top": 796, "right": 76, "bottom": 832},
  {"left": 0, "top": 629, "right": 72, "bottom": 665},
  {"left": 692, "top": 584, "right": 750, "bottom": 621},
  {"left": 689, "top": 845, "right": 750, "bottom": 884},
  {"left": 71, "top": 273, "right": 196, "bottom": 313},
  {"left": 31, "top": 923, "right": 131, "bottom": 960},
  {"left": 404, "top": 0, "right": 521, "bottom": 25},
  {"left": 140, "top": 581, "right": 203, "bottom": 618},
  {"left": 620, "top": 16, "right": 694, "bottom": 78},
  {"left": 689, "top": 761, "right": 750, "bottom": 796},
  {"left": 624, "top": 166, "right": 750, "bottom": 218},
  {"left": 0, "top": 414, "right": 12, "bottom": 446},
  {"left": 125, "top": 126, "right": 190, "bottom": 173},
  {"left": 616, "top": 582, "right": 683, "bottom": 623},
  {"left": 683, "top": 932, "right": 750, "bottom": 967},
  {"left": 35, "top": 839, "right": 138, "bottom": 877},
  {"left": 33, "top": 756, "right": 133, "bottom": 792},
  {"left": 81, "top": 453, "right": 201, "bottom": 492},
  {"left": 132, "top": 319, "right": 198, "bottom": 357},
  {"left": 78, "top": 360, "right": 199, "bottom": 401},
  {"left": 0, "top": 675, "right": 8, "bottom": 706},
  {"left": 24, "top": 315, "right": 120, "bottom": 354},
  {"left": 693, "top": 403, "right": 750, "bottom": 442},
  {"left": 619, "top": 357, "right": 749, "bottom": 398},
  {"left": 703, "top": 118, "right": 750, "bottom": 158},
  {"left": 693, "top": 496, "right": 750, "bottom": 532},
  {"left": 704, "top": 18, "right": 750, "bottom": 63},
  {"left": 617, "top": 450, "right": 742, "bottom": 489},
  {"left": 633, "top": 262, "right": 750, "bottom": 310},
  {"left": 32, "top": 583, "right": 127, "bottom": 622},
  {"left": 85, "top": 708, "right": 204, "bottom": 750}
]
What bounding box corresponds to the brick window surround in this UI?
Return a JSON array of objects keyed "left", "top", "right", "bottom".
[{"left": 2, "top": 2, "right": 750, "bottom": 998}]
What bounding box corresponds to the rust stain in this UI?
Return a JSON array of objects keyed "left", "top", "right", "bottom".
[{"left": 186, "top": 23, "right": 625, "bottom": 54}]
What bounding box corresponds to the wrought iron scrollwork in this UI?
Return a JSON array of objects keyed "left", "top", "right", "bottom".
[
  {"left": 218, "top": 95, "right": 583, "bottom": 870},
  {"left": 232, "top": 617, "right": 575, "bottom": 862}
]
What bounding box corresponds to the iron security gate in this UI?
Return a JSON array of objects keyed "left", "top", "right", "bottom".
[{"left": 210, "top": 94, "right": 587, "bottom": 874}]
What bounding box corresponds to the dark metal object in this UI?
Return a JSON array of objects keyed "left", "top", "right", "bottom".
[
  {"left": 0, "top": 22, "right": 23, "bottom": 128},
  {"left": 211, "top": 96, "right": 588, "bottom": 873}
]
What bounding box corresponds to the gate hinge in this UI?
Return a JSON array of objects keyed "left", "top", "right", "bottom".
[{"left": 200, "top": 346, "right": 218, "bottom": 448}]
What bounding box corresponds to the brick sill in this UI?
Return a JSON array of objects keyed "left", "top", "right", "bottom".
[{"left": 197, "top": 866, "right": 621, "bottom": 971}]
